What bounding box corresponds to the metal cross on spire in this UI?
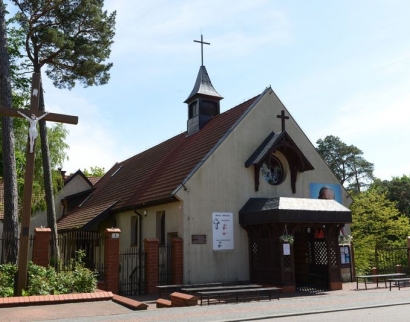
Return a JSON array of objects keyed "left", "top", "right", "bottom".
[
  {"left": 194, "top": 34, "right": 210, "bottom": 66},
  {"left": 0, "top": 73, "right": 78, "bottom": 295}
]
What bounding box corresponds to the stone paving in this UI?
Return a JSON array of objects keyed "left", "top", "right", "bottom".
[{"left": 3, "top": 282, "right": 410, "bottom": 321}]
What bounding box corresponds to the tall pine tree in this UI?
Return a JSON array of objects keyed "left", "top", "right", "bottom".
[
  {"left": 11, "top": 0, "right": 116, "bottom": 261},
  {"left": 0, "top": 0, "right": 19, "bottom": 263}
]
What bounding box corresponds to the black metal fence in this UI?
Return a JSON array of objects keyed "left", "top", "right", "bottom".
[
  {"left": 375, "top": 246, "right": 410, "bottom": 274},
  {"left": 0, "top": 232, "right": 33, "bottom": 264},
  {"left": 119, "top": 247, "right": 145, "bottom": 296},
  {"left": 53, "top": 231, "right": 105, "bottom": 278}
]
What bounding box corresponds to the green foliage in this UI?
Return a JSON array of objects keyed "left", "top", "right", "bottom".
[
  {"left": 0, "top": 263, "right": 18, "bottom": 297},
  {"left": 11, "top": 0, "right": 116, "bottom": 88},
  {"left": 83, "top": 166, "right": 105, "bottom": 177},
  {"left": 1, "top": 120, "right": 69, "bottom": 215},
  {"left": 372, "top": 175, "right": 410, "bottom": 218},
  {"left": 0, "top": 250, "right": 97, "bottom": 297},
  {"left": 350, "top": 189, "right": 410, "bottom": 274},
  {"left": 0, "top": 14, "right": 70, "bottom": 216},
  {"left": 316, "top": 135, "right": 374, "bottom": 193}
]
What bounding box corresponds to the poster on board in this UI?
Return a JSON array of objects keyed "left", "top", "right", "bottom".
[
  {"left": 309, "top": 183, "right": 342, "bottom": 203},
  {"left": 212, "top": 212, "right": 234, "bottom": 250}
]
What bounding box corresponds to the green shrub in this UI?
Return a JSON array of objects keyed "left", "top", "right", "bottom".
[
  {"left": 0, "top": 250, "right": 98, "bottom": 297},
  {"left": 0, "top": 263, "right": 18, "bottom": 297}
]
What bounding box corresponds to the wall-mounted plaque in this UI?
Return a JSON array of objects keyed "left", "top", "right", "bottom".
[{"left": 192, "top": 234, "right": 206, "bottom": 244}]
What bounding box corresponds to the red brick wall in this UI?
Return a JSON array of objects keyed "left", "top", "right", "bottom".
[
  {"left": 32, "top": 228, "right": 51, "bottom": 267},
  {"left": 144, "top": 238, "right": 159, "bottom": 294}
]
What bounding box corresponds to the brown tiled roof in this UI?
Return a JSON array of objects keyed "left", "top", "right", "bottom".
[
  {"left": 88, "top": 177, "right": 101, "bottom": 185},
  {"left": 0, "top": 171, "right": 100, "bottom": 223},
  {"left": 57, "top": 93, "right": 262, "bottom": 230}
]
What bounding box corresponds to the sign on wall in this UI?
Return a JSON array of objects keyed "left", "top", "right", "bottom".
[
  {"left": 309, "top": 183, "right": 342, "bottom": 203},
  {"left": 212, "top": 212, "right": 234, "bottom": 250}
]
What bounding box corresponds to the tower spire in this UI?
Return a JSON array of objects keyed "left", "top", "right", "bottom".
[{"left": 194, "top": 34, "right": 210, "bottom": 66}]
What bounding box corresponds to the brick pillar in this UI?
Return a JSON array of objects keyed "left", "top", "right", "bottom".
[
  {"left": 104, "top": 228, "right": 121, "bottom": 294},
  {"left": 32, "top": 228, "right": 51, "bottom": 267},
  {"left": 171, "top": 238, "right": 183, "bottom": 285},
  {"left": 372, "top": 267, "right": 378, "bottom": 282},
  {"left": 144, "top": 238, "right": 159, "bottom": 294}
]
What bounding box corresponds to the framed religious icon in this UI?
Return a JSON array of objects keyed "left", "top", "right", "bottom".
[{"left": 260, "top": 155, "right": 284, "bottom": 185}]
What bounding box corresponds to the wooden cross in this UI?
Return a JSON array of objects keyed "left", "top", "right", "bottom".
[
  {"left": 0, "top": 73, "right": 78, "bottom": 295},
  {"left": 194, "top": 34, "right": 210, "bottom": 66},
  {"left": 277, "top": 110, "right": 289, "bottom": 132}
]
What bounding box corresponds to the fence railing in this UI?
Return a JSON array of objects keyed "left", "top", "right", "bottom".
[
  {"left": 53, "top": 231, "right": 105, "bottom": 278},
  {"left": 375, "top": 246, "right": 410, "bottom": 274},
  {"left": 0, "top": 232, "right": 33, "bottom": 264}
]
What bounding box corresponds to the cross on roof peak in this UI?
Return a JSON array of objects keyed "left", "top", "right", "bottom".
[
  {"left": 194, "top": 34, "right": 210, "bottom": 66},
  {"left": 277, "top": 110, "right": 289, "bottom": 132}
]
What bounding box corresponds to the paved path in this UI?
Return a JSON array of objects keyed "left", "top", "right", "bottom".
[{"left": 3, "top": 282, "right": 410, "bottom": 321}]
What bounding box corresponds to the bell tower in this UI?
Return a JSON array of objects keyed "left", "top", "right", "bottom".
[{"left": 185, "top": 35, "right": 223, "bottom": 136}]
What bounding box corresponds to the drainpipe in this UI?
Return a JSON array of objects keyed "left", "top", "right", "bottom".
[{"left": 133, "top": 207, "right": 143, "bottom": 294}]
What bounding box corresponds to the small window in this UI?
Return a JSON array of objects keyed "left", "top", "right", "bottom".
[
  {"left": 131, "top": 216, "right": 139, "bottom": 246},
  {"left": 202, "top": 100, "right": 218, "bottom": 117},
  {"left": 189, "top": 101, "right": 199, "bottom": 118},
  {"left": 111, "top": 165, "right": 123, "bottom": 177},
  {"left": 156, "top": 211, "right": 166, "bottom": 245},
  {"left": 260, "top": 155, "right": 285, "bottom": 185}
]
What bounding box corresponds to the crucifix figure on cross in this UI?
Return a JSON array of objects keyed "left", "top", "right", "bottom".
[
  {"left": 0, "top": 72, "right": 78, "bottom": 295},
  {"left": 17, "top": 111, "right": 49, "bottom": 153}
]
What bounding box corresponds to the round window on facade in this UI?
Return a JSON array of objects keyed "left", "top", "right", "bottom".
[{"left": 260, "top": 155, "right": 285, "bottom": 185}]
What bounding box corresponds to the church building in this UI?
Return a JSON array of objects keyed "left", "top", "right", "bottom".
[{"left": 57, "top": 36, "right": 352, "bottom": 292}]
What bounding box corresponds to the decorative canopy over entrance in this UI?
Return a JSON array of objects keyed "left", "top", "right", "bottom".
[
  {"left": 239, "top": 197, "right": 352, "bottom": 226},
  {"left": 245, "top": 131, "right": 314, "bottom": 193}
]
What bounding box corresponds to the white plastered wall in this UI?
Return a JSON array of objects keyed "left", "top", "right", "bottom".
[
  {"left": 115, "top": 202, "right": 183, "bottom": 252},
  {"left": 175, "top": 88, "right": 352, "bottom": 284},
  {"left": 30, "top": 174, "right": 93, "bottom": 235}
]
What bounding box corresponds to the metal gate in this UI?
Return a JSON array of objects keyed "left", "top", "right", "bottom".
[
  {"left": 159, "top": 243, "right": 172, "bottom": 285},
  {"left": 119, "top": 247, "right": 145, "bottom": 296}
]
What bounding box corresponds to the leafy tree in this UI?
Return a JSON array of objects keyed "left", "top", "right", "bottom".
[
  {"left": 372, "top": 175, "right": 410, "bottom": 218},
  {"left": 350, "top": 189, "right": 410, "bottom": 274},
  {"left": 316, "top": 135, "right": 374, "bottom": 193},
  {"left": 0, "top": 19, "right": 69, "bottom": 215},
  {"left": 83, "top": 166, "right": 105, "bottom": 177},
  {"left": 11, "top": 0, "right": 116, "bottom": 261},
  {"left": 0, "top": 0, "right": 19, "bottom": 263}
]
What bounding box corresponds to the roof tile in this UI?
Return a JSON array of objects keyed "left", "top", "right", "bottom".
[{"left": 58, "top": 95, "right": 259, "bottom": 230}]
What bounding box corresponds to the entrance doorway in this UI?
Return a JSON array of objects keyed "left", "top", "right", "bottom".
[{"left": 293, "top": 227, "right": 329, "bottom": 290}]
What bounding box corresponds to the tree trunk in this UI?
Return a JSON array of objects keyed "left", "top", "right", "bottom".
[
  {"left": 0, "top": 1, "right": 19, "bottom": 264},
  {"left": 37, "top": 77, "right": 60, "bottom": 264}
]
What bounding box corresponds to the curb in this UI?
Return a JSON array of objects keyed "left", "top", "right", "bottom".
[
  {"left": 0, "top": 290, "right": 113, "bottom": 308},
  {"left": 219, "top": 300, "right": 410, "bottom": 322}
]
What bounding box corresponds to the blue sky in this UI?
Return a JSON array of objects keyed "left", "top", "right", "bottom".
[{"left": 36, "top": 0, "right": 410, "bottom": 180}]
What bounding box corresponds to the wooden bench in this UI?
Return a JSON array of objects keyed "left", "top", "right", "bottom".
[
  {"left": 197, "top": 287, "right": 281, "bottom": 306},
  {"left": 156, "top": 283, "right": 222, "bottom": 298},
  {"left": 356, "top": 273, "right": 406, "bottom": 290},
  {"left": 388, "top": 277, "right": 410, "bottom": 291},
  {"left": 180, "top": 284, "right": 262, "bottom": 294}
]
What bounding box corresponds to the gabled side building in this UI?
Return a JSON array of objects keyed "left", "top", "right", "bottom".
[{"left": 58, "top": 56, "right": 352, "bottom": 292}]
